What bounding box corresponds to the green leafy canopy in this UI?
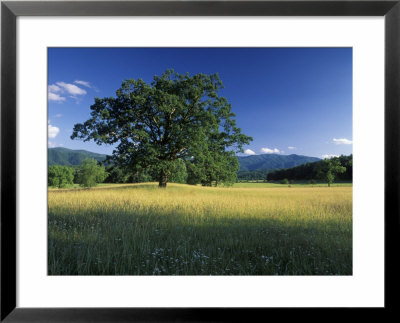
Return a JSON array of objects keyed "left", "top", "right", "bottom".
[
  {"left": 76, "top": 158, "right": 107, "bottom": 188},
  {"left": 317, "top": 158, "right": 346, "bottom": 187},
  {"left": 71, "top": 69, "right": 252, "bottom": 187},
  {"left": 48, "top": 165, "right": 74, "bottom": 188}
]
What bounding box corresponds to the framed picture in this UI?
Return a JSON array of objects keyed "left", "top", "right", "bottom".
[{"left": 1, "top": 0, "right": 399, "bottom": 321}]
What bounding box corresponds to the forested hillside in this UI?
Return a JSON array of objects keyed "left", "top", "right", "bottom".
[
  {"left": 267, "top": 155, "right": 352, "bottom": 181},
  {"left": 48, "top": 147, "right": 107, "bottom": 166}
]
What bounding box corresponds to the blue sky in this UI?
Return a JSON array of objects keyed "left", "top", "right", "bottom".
[{"left": 48, "top": 48, "right": 352, "bottom": 158}]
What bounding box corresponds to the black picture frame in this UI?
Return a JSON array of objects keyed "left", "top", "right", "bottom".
[{"left": 1, "top": 0, "right": 399, "bottom": 321}]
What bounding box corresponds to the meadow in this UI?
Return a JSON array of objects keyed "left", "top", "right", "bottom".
[{"left": 48, "top": 183, "right": 352, "bottom": 275}]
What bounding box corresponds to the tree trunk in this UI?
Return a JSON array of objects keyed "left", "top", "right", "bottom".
[{"left": 158, "top": 173, "right": 168, "bottom": 188}]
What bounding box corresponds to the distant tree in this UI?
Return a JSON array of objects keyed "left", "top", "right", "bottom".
[
  {"left": 317, "top": 158, "right": 346, "bottom": 187},
  {"left": 169, "top": 158, "right": 188, "bottom": 184},
  {"left": 128, "top": 168, "right": 153, "bottom": 183},
  {"left": 237, "top": 170, "right": 270, "bottom": 181},
  {"left": 104, "top": 165, "right": 130, "bottom": 183},
  {"left": 337, "top": 154, "right": 353, "bottom": 180},
  {"left": 212, "top": 152, "right": 239, "bottom": 186},
  {"left": 48, "top": 165, "right": 74, "bottom": 188},
  {"left": 281, "top": 178, "right": 289, "bottom": 185},
  {"left": 76, "top": 158, "right": 107, "bottom": 188},
  {"left": 208, "top": 148, "right": 239, "bottom": 187},
  {"left": 104, "top": 164, "right": 152, "bottom": 183},
  {"left": 71, "top": 69, "right": 252, "bottom": 188},
  {"left": 308, "top": 179, "right": 317, "bottom": 185},
  {"left": 187, "top": 147, "right": 239, "bottom": 186}
]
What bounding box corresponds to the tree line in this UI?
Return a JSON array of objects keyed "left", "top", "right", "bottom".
[
  {"left": 267, "top": 155, "right": 352, "bottom": 186},
  {"left": 48, "top": 158, "right": 107, "bottom": 188},
  {"left": 49, "top": 155, "right": 352, "bottom": 188},
  {"left": 237, "top": 170, "right": 271, "bottom": 181},
  {"left": 48, "top": 155, "right": 239, "bottom": 188}
]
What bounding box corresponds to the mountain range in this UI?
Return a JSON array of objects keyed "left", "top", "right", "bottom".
[
  {"left": 48, "top": 147, "right": 320, "bottom": 171},
  {"left": 48, "top": 147, "right": 107, "bottom": 166},
  {"left": 237, "top": 154, "right": 320, "bottom": 171}
]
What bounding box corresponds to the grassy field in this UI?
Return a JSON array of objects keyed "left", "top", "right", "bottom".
[{"left": 48, "top": 183, "right": 352, "bottom": 275}]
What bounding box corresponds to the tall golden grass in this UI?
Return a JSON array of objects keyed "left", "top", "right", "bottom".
[{"left": 48, "top": 183, "right": 352, "bottom": 275}]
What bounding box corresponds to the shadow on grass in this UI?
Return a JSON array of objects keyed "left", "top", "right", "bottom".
[{"left": 48, "top": 209, "right": 352, "bottom": 276}]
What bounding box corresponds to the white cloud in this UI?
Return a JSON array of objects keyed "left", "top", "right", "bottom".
[
  {"left": 54, "top": 113, "right": 63, "bottom": 118},
  {"left": 261, "top": 147, "right": 280, "bottom": 154},
  {"left": 48, "top": 84, "right": 62, "bottom": 93},
  {"left": 333, "top": 138, "right": 352, "bottom": 145},
  {"left": 288, "top": 146, "right": 296, "bottom": 150},
  {"left": 322, "top": 154, "right": 339, "bottom": 159},
  {"left": 244, "top": 149, "right": 256, "bottom": 155},
  {"left": 48, "top": 124, "right": 60, "bottom": 138},
  {"left": 74, "top": 80, "right": 91, "bottom": 88},
  {"left": 48, "top": 91, "right": 66, "bottom": 102},
  {"left": 56, "top": 82, "right": 87, "bottom": 96},
  {"left": 48, "top": 81, "right": 87, "bottom": 102}
]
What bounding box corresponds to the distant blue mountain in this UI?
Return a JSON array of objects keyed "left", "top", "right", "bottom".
[
  {"left": 48, "top": 147, "right": 108, "bottom": 166},
  {"left": 49, "top": 148, "right": 320, "bottom": 172},
  {"left": 237, "top": 154, "right": 320, "bottom": 172}
]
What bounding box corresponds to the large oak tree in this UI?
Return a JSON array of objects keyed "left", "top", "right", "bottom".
[{"left": 71, "top": 69, "right": 252, "bottom": 187}]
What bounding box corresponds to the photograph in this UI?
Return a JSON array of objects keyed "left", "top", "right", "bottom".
[{"left": 47, "top": 47, "right": 353, "bottom": 276}]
